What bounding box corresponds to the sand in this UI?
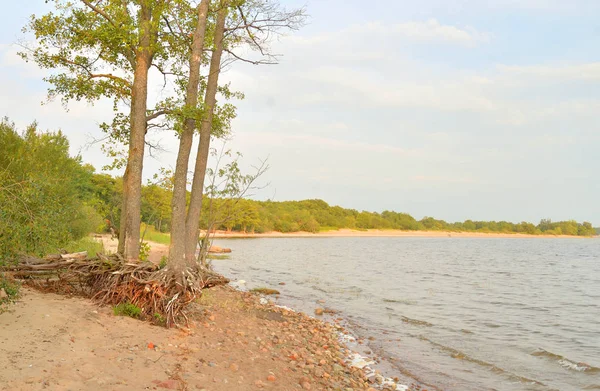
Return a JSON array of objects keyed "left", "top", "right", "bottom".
[{"left": 0, "top": 241, "right": 405, "bottom": 391}]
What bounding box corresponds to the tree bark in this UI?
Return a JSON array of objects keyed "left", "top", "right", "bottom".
[
  {"left": 185, "top": 3, "right": 228, "bottom": 263},
  {"left": 168, "top": 0, "right": 210, "bottom": 269},
  {"left": 118, "top": 3, "right": 155, "bottom": 260}
]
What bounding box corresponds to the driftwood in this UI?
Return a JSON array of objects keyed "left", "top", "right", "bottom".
[{"left": 3, "top": 252, "right": 229, "bottom": 327}]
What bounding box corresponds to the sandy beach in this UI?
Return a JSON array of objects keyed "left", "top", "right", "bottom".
[
  {"left": 208, "top": 229, "right": 587, "bottom": 239},
  {"left": 0, "top": 240, "right": 407, "bottom": 391}
]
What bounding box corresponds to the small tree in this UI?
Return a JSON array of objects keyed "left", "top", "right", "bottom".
[{"left": 198, "top": 145, "right": 268, "bottom": 267}]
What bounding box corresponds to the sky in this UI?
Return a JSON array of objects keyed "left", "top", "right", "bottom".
[{"left": 1, "top": 0, "right": 599, "bottom": 224}]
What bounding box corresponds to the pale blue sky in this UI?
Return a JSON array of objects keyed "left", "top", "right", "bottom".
[{"left": 1, "top": 0, "right": 599, "bottom": 224}]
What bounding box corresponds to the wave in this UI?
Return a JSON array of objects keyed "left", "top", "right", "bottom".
[
  {"left": 401, "top": 316, "right": 433, "bottom": 327},
  {"left": 418, "top": 336, "right": 546, "bottom": 386},
  {"left": 383, "top": 298, "right": 416, "bottom": 305},
  {"left": 531, "top": 349, "right": 600, "bottom": 373},
  {"left": 310, "top": 284, "right": 363, "bottom": 295}
]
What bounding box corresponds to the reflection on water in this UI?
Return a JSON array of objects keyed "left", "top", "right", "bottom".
[{"left": 212, "top": 237, "right": 600, "bottom": 391}]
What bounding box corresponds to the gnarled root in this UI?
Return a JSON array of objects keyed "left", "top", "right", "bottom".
[{"left": 2, "top": 253, "right": 229, "bottom": 327}]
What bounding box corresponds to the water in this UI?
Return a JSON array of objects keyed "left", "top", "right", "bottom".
[{"left": 211, "top": 237, "right": 600, "bottom": 391}]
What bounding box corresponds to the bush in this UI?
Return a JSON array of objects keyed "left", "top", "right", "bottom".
[
  {"left": 113, "top": 302, "right": 142, "bottom": 318},
  {"left": 0, "top": 274, "right": 20, "bottom": 306},
  {"left": 0, "top": 119, "right": 98, "bottom": 260}
]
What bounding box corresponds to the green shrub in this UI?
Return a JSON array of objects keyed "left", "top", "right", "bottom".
[
  {"left": 139, "top": 241, "right": 151, "bottom": 262},
  {"left": 0, "top": 274, "right": 20, "bottom": 305},
  {"left": 153, "top": 312, "right": 166, "bottom": 325},
  {"left": 158, "top": 255, "right": 168, "bottom": 269},
  {"left": 0, "top": 119, "right": 99, "bottom": 261},
  {"left": 113, "top": 302, "right": 142, "bottom": 318}
]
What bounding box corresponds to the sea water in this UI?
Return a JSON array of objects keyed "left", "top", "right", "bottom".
[{"left": 212, "top": 237, "right": 600, "bottom": 391}]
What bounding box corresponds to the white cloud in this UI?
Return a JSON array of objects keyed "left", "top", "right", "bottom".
[
  {"left": 287, "top": 19, "right": 491, "bottom": 47},
  {"left": 361, "top": 19, "right": 491, "bottom": 46},
  {"left": 236, "top": 131, "right": 422, "bottom": 157},
  {"left": 498, "top": 63, "right": 600, "bottom": 80}
]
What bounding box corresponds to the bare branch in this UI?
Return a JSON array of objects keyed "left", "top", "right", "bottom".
[
  {"left": 223, "top": 49, "right": 277, "bottom": 65},
  {"left": 146, "top": 109, "right": 171, "bottom": 122}
]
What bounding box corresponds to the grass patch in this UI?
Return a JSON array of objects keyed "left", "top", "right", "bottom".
[
  {"left": 66, "top": 236, "right": 105, "bottom": 256},
  {"left": 140, "top": 223, "right": 170, "bottom": 245},
  {"left": 251, "top": 287, "right": 280, "bottom": 295},
  {"left": 113, "top": 302, "right": 142, "bottom": 319}
]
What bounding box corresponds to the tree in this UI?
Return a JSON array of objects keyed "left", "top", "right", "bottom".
[
  {"left": 167, "top": 0, "right": 211, "bottom": 271},
  {"left": 158, "top": 0, "right": 306, "bottom": 266},
  {"left": 21, "top": 0, "right": 172, "bottom": 260},
  {"left": 184, "top": 0, "right": 230, "bottom": 264},
  {"left": 197, "top": 145, "right": 268, "bottom": 266}
]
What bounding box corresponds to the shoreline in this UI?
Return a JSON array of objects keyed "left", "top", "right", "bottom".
[
  {"left": 1, "top": 239, "right": 408, "bottom": 391},
  {"left": 207, "top": 228, "right": 590, "bottom": 239}
]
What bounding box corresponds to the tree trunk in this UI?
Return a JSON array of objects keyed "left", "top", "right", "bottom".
[
  {"left": 168, "top": 0, "right": 210, "bottom": 269},
  {"left": 118, "top": 3, "right": 155, "bottom": 261},
  {"left": 185, "top": 4, "right": 228, "bottom": 264}
]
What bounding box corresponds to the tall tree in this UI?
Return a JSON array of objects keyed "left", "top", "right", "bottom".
[
  {"left": 180, "top": 0, "right": 306, "bottom": 263},
  {"left": 168, "top": 0, "right": 211, "bottom": 268},
  {"left": 21, "top": 0, "right": 170, "bottom": 260},
  {"left": 184, "top": 0, "right": 230, "bottom": 264}
]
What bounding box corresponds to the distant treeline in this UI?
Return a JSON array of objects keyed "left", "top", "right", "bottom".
[
  {"left": 86, "top": 176, "right": 596, "bottom": 237},
  {"left": 201, "top": 199, "right": 595, "bottom": 237},
  {"left": 2, "top": 119, "right": 595, "bottom": 261},
  {"left": 83, "top": 173, "right": 597, "bottom": 237}
]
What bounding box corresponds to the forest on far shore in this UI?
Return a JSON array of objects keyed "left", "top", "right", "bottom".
[{"left": 1, "top": 118, "right": 596, "bottom": 262}]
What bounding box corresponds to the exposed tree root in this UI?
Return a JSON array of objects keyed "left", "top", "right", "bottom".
[{"left": 2, "top": 251, "right": 229, "bottom": 327}]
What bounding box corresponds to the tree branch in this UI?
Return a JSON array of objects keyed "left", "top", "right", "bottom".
[{"left": 80, "top": 0, "right": 118, "bottom": 29}]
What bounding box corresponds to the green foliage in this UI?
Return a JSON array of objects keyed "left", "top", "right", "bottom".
[
  {"left": 153, "top": 312, "right": 166, "bottom": 326},
  {"left": 139, "top": 241, "right": 151, "bottom": 262},
  {"left": 65, "top": 237, "right": 105, "bottom": 256},
  {"left": 193, "top": 198, "right": 596, "bottom": 237},
  {"left": 140, "top": 223, "right": 170, "bottom": 245},
  {"left": 0, "top": 119, "right": 102, "bottom": 261},
  {"left": 89, "top": 173, "right": 122, "bottom": 231},
  {"left": 158, "top": 256, "right": 168, "bottom": 269},
  {"left": 141, "top": 183, "right": 172, "bottom": 233},
  {"left": 113, "top": 302, "right": 142, "bottom": 319},
  {"left": 0, "top": 274, "right": 20, "bottom": 305}
]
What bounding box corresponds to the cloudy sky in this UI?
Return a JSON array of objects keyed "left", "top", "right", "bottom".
[{"left": 1, "top": 0, "right": 599, "bottom": 224}]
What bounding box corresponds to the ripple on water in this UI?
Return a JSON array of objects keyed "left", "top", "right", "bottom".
[{"left": 531, "top": 349, "right": 600, "bottom": 374}]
